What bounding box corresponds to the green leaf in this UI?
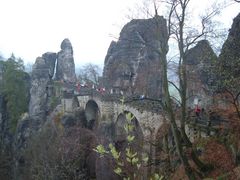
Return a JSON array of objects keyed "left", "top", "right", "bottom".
[
  {"left": 114, "top": 167, "right": 122, "bottom": 175},
  {"left": 150, "top": 173, "right": 164, "bottom": 180},
  {"left": 117, "top": 161, "right": 124, "bottom": 167},
  {"left": 127, "top": 135, "right": 135, "bottom": 143},
  {"left": 132, "top": 157, "right": 139, "bottom": 164},
  {"left": 126, "top": 112, "right": 134, "bottom": 122},
  {"left": 93, "top": 144, "right": 108, "bottom": 156},
  {"left": 128, "top": 124, "right": 134, "bottom": 131},
  {"left": 109, "top": 143, "right": 120, "bottom": 159},
  {"left": 126, "top": 157, "right": 131, "bottom": 162},
  {"left": 142, "top": 153, "right": 149, "bottom": 163}
]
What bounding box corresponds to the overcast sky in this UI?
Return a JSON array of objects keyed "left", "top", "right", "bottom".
[{"left": 0, "top": 0, "right": 239, "bottom": 67}]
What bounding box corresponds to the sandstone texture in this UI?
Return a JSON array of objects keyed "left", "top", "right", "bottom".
[
  {"left": 103, "top": 16, "right": 168, "bottom": 98},
  {"left": 56, "top": 38, "right": 76, "bottom": 83},
  {"left": 185, "top": 40, "right": 217, "bottom": 107}
]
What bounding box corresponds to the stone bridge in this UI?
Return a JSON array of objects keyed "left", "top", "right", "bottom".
[
  {"left": 61, "top": 87, "right": 225, "bottom": 145},
  {"left": 61, "top": 90, "right": 166, "bottom": 142}
]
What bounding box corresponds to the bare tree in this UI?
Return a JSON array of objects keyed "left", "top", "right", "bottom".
[
  {"left": 77, "top": 63, "right": 102, "bottom": 85},
  {"left": 148, "top": 0, "right": 226, "bottom": 178}
]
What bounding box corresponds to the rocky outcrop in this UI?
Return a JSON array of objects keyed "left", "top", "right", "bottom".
[
  {"left": 29, "top": 39, "right": 76, "bottom": 122},
  {"left": 220, "top": 13, "right": 240, "bottom": 57},
  {"left": 185, "top": 40, "right": 217, "bottom": 107},
  {"left": 103, "top": 16, "right": 168, "bottom": 98},
  {"left": 42, "top": 52, "right": 57, "bottom": 79},
  {"left": 219, "top": 13, "right": 240, "bottom": 74},
  {"left": 29, "top": 57, "right": 50, "bottom": 122},
  {"left": 56, "top": 39, "right": 76, "bottom": 83}
]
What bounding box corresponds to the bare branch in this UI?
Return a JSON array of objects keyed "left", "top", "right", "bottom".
[{"left": 168, "top": 80, "right": 181, "bottom": 94}]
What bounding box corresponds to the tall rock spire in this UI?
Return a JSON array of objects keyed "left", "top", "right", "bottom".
[{"left": 56, "top": 38, "right": 76, "bottom": 83}]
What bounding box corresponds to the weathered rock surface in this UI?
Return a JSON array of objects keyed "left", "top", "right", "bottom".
[
  {"left": 103, "top": 16, "right": 168, "bottom": 97},
  {"left": 29, "top": 57, "right": 50, "bottom": 121},
  {"left": 56, "top": 39, "right": 76, "bottom": 83},
  {"left": 185, "top": 40, "right": 217, "bottom": 107},
  {"left": 42, "top": 52, "right": 57, "bottom": 79},
  {"left": 219, "top": 13, "right": 240, "bottom": 73}
]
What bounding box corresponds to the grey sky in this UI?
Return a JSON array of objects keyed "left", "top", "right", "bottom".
[{"left": 0, "top": 0, "right": 239, "bottom": 67}]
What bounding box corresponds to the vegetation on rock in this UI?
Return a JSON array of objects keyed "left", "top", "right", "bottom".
[{"left": 0, "top": 54, "right": 29, "bottom": 132}]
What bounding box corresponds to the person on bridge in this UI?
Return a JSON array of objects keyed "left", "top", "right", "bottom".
[{"left": 195, "top": 105, "right": 201, "bottom": 118}]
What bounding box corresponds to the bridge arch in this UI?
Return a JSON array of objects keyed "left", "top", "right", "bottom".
[
  {"left": 85, "top": 100, "right": 100, "bottom": 130},
  {"left": 114, "top": 111, "right": 143, "bottom": 152}
]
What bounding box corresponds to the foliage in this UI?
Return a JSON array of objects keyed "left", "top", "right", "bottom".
[
  {"left": 200, "top": 139, "right": 235, "bottom": 178},
  {"left": 94, "top": 111, "right": 163, "bottom": 180},
  {"left": 0, "top": 148, "right": 13, "bottom": 180},
  {"left": 0, "top": 54, "right": 29, "bottom": 132},
  {"left": 23, "top": 123, "right": 97, "bottom": 180}
]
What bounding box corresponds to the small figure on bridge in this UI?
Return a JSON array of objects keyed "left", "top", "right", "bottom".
[
  {"left": 195, "top": 105, "right": 201, "bottom": 117},
  {"left": 97, "top": 87, "right": 106, "bottom": 94},
  {"left": 194, "top": 97, "right": 201, "bottom": 118}
]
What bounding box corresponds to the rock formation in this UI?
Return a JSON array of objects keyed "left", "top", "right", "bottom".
[
  {"left": 103, "top": 16, "right": 168, "bottom": 98},
  {"left": 42, "top": 52, "right": 57, "bottom": 79},
  {"left": 218, "top": 12, "right": 240, "bottom": 76},
  {"left": 185, "top": 40, "right": 217, "bottom": 107},
  {"left": 220, "top": 13, "right": 240, "bottom": 60},
  {"left": 56, "top": 38, "right": 76, "bottom": 83},
  {"left": 29, "top": 57, "right": 50, "bottom": 121},
  {"left": 29, "top": 39, "right": 77, "bottom": 122}
]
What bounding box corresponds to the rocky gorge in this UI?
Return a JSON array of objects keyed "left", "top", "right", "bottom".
[{"left": 0, "top": 12, "right": 240, "bottom": 180}]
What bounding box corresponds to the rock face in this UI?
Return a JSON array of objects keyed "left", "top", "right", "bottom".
[
  {"left": 103, "top": 16, "right": 168, "bottom": 97},
  {"left": 185, "top": 40, "right": 217, "bottom": 107},
  {"left": 220, "top": 13, "right": 240, "bottom": 57},
  {"left": 29, "top": 39, "right": 76, "bottom": 122},
  {"left": 29, "top": 57, "right": 50, "bottom": 121},
  {"left": 42, "top": 52, "right": 57, "bottom": 79},
  {"left": 219, "top": 13, "right": 240, "bottom": 73},
  {"left": 56, "top": 39, "right": 76, "bottom": 83}
]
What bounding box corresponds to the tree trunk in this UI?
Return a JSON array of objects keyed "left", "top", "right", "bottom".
[{"left": 161, "top": 52, "right": 196, "bottom": 180}]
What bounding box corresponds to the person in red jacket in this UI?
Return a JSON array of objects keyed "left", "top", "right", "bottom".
[{"left": 195, "top": 105, "right": 201, "bottom": 117}]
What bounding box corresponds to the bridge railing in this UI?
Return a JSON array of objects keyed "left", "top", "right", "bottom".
[{"left": 186, "top": 113, "right": 229, "bottom": 136}]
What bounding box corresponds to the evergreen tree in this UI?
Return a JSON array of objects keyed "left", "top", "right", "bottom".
[{"left": 0, "top": 54, "right": 30, "bottom": 132}]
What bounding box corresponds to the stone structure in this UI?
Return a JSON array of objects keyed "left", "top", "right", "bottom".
[
  {"left": 185, "top": 40, "right": 217, "bottom": 108},
  {"left": 29, "top": 57, "right": 50, "bottom": 120},
  {"left": 29, "top": 39, "right": 77, "bottom": 121},
  {"left": 61, "top": 90, "right": 164, "bottom": 139},
  {"left": 42, "top": 52, "right": 57, "bottom": 78},
  {"left": 56, "top": 38, "right": 76, "bottom": 83},
  {"left": 219, "top": 13, "right": 240, "bottom": 60},
  {"left": 103, "top": 16, "right": 168, "bottom": 98}
]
